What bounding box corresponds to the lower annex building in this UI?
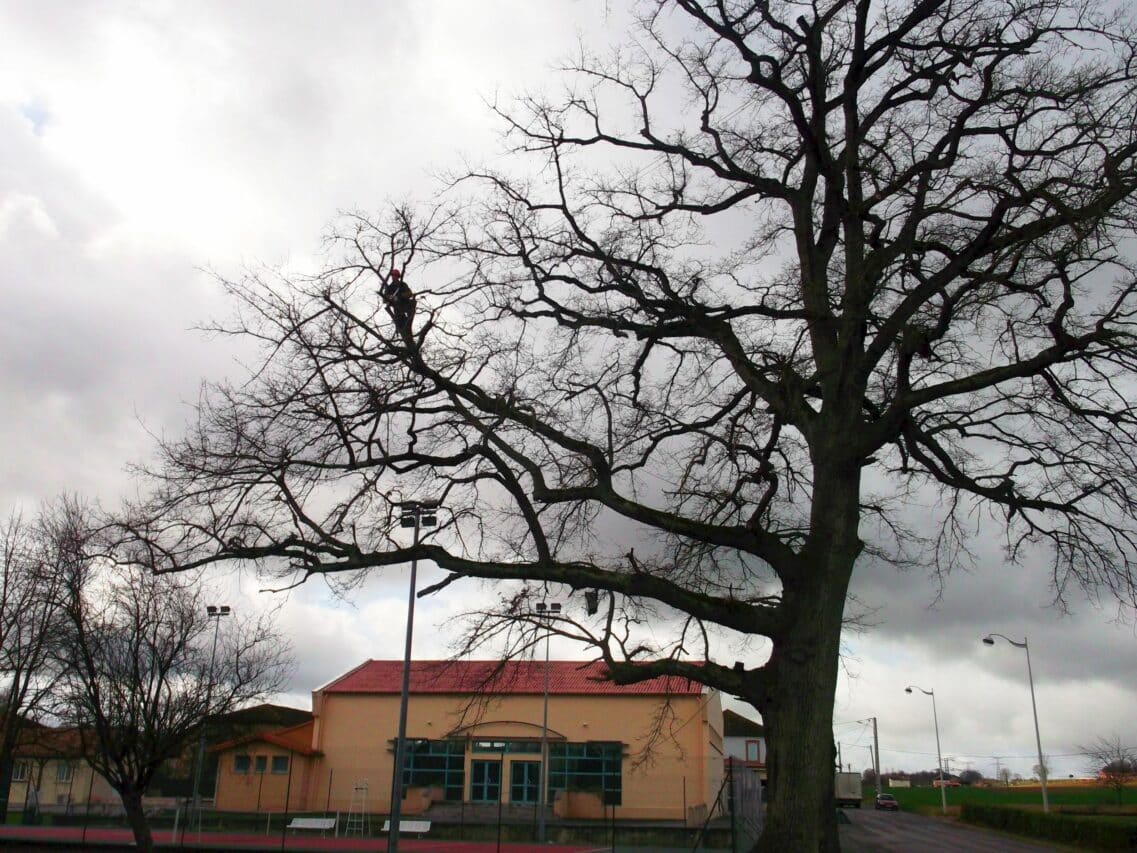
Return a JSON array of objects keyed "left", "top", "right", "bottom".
[{"left": 212, "top": 659, "right": 725, "bottom": 822}]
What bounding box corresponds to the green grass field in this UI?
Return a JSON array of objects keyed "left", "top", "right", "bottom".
[{"left": 878, "top": 783, "right": 1137, "bottom": 813}]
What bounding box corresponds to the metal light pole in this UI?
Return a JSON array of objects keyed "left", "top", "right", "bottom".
[
  {"left": 905, "top": 685, "right": 947, "bottom": 814},
  {"left": 983, "top": 633, "right": 1049, "bottom": 813},
  {"left": 388, "top": 499, "right": 438, "bottom": 853},
  {"left": 191, "top": 604, "right": 229, "bottom": 833},
  {"left": 535, "top": 600, "right": 561, "bottom": 844}
]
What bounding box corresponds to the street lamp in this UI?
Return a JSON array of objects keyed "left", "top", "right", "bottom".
[
  {"left": 905, "top": 685, "right": 947, "bottom": 814},
  {"left": 534, "top": 600, "right": 561, "bottom": 844},
  {"left": 388, "top": 499, "right": 439, "bottom": 853},
  {"left": 191, "top": 604, "right": 230, "bottom": 833},
  {"left": 983, "top": 633, "right": 1049, "bottom": 813}
]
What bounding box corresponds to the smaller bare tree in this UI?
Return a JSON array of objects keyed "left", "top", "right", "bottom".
[
  {"left": 47, "top": 504, "right": 292, "bottom": 853},
  {"left": 0, "top": 510, "right": 68, "bottom": 813},
  {"left": 1082, "top": 735, "right": 1137, "bottom": 805}
]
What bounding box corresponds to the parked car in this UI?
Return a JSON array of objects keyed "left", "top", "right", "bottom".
[{"left": 874, "top": 793, "right": 899, "bottom": 811}]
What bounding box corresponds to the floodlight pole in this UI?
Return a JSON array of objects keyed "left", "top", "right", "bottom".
[
  {"left": 905, "top": 685, "right": 946, "bottom": 814},
  {"left": 191, "top": 604, "right": 229, "bottom": 834},
  {"left": 983, "top": 633, "right": 1049, "bottom": 812},
  {"left": 535, "top": 600, "right": 561, "bottom": 844},
  {"left": 389, "top": 500, "right": 438, "bottom": 853}
]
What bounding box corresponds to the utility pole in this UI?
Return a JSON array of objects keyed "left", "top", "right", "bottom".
[{"left": 872, "top": 717, "right": 881, "bottom": 798}]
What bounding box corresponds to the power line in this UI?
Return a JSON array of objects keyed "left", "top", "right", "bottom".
[{"left": 879, "top": 745, "right": 1137, "bottom": 761}]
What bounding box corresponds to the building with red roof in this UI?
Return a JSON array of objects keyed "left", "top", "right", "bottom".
[{"left": 212, "top": 659, "right": 724, "bottom": 825}]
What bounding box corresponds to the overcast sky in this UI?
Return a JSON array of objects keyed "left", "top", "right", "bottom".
[{"left": 2, "top": 1, "right": 1134, "bottom": 784}]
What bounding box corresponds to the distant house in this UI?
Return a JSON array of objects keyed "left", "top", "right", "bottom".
[
  {"left": 4, "top": 703, "right": 313, "bottom": 814},
  {"left": 211, "top": 720, "right": 320, "bottom": 813},
  {"left": 188, "top": 703, "right": 313, "bottom": 798},
  {"left": 722, "top": 709, "right": 765, "bottom": 781},
  {"left": 212, "top": 659, "right": 725, "bottom": 823},
  {"left": 6, "top": 726, "right": 118, "bottom": 815}
]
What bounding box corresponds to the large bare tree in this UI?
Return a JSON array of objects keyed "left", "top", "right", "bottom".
[
  {"left": 49, "top": 504, "right": 291, "bottom": 853},
  {"left": 128, "top": 1, "right": 1137, "bottom": 849}
]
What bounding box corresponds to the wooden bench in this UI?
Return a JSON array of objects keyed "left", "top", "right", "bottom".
[
  {"left": 287, "top": 816, "right": 337, "bottom": 836},
  {"left": 381, "top": 818, "right": 432, "bottom": 835}
]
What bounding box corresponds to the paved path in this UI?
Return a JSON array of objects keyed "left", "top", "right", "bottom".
[
  {"left": 839, "top": 808, "right": 1069, "bottom": 852},
  {"left": 0, "top": 812, "right": 1077, "bottom": 852}
]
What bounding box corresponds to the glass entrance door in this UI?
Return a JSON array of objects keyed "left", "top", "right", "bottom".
[
  {"left": 470, "top": 759, "right": 502, "bottom": 802},
  {"left": 510, "top": 760, "right": 540, "bottom": 804}
]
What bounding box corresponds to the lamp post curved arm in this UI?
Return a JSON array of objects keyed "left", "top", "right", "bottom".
[
  {"left": 982, "top": 633, "right": 1049, "bottom": 813},
  {"left": 905, "top": 685, "right": 947, "bottom": 814}
]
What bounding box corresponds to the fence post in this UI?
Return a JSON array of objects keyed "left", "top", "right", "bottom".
[{"left": 729, "top": 759, "right": 737, "bottom": 853}]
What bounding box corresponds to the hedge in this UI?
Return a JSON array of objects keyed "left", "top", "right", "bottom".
[{"left": 961, "top": 803, "right": 1137, "bottom": 850}]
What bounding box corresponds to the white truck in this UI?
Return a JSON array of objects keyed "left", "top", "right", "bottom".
[{"left": 835, "top": 771, "right": 863, "bottom": 808}]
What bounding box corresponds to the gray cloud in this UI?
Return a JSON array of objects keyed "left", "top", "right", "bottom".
[{"left": 1, "top": 1, "right": 1132, "bottom": 783}]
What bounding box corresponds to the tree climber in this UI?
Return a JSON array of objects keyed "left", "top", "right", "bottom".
[{"left": 381, "top": 268, "right": 416, "bottom": 339}]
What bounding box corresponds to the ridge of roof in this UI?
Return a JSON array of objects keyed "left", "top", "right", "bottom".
[
  {"left": 321, "top": 659, "right": 706, "bottom": 697},
  {"left": 210, "top": 719, "right": 320, "bottom": 756},
  {"left": 723, "top": 708, "right": 765, "bottom": 736},
  {"left": 317, "top": 658, "right": 376, "bottom": 693}
]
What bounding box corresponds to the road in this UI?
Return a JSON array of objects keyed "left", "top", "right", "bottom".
[{"left": 839, "top": 807, "right": 1068, "bottom": 852}]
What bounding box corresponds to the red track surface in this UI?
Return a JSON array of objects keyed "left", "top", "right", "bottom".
[{"left": 0, "top": 824, "right": 609, "bottom": 851}]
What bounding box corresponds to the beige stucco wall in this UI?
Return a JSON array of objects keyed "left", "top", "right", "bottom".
[
  {"left": 217, "top": 686, "right": 723, "bottom": 823},
  {"left": 215, "top": 687, "right": 723, "bottom": 821},
  {"left": 213, "top": 745, "right": 315, "bottom": 814},
  {"left": 8, "top": 760, "right": 119, "bottom": 812}
]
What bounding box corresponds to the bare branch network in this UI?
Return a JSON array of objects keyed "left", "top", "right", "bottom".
[{"left": 118, "top": 3, "right": 1137, "bottom": 849}]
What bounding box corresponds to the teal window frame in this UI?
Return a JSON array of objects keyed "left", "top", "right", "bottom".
[
  {"left": 548, "top": 741, "right": 623, "bottom": 805},
  {"left": 472, "top": 739, "right": 540, "bottom": 754},
  {"left": 400, "top": 739, "right": 465, "bottom": 801}
]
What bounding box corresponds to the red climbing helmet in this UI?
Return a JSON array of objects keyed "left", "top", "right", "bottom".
[{"left": 390, "top": 268, "right": 402, "bottom": 279}]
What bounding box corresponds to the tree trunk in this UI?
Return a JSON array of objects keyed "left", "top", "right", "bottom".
[
  {"left": 120, "top": 787, "right": 154, "bottom": 853},
  {"left": 0, "top": 716, "right": 22, "bottom": 816},
  {"left": 0, "top": 753, "right": 15, "bottom": 816},
  {"left": 752, "top": 460, "right": 862, "bottom": 852}
]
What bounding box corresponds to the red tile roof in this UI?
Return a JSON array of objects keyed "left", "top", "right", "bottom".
[
  {"left": 210, "top": 720, "right": 319, "bottom": 756},
  {"left": 320, "top": 660, "right": 705, "bottom": 697}
]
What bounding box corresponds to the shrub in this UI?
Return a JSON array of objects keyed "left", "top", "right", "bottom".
[{"left": 961, "top": 804, "right": 1137, "bottom": 850}]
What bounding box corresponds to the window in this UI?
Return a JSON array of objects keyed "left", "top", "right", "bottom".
[
  {"left": 56, "top": 763, "right": 73, "bottom": 783},
  {"left": 473, "top": 739, "right": 539, "bottom": 754},
  {"left": 234, "top": 754, "right": 251, "bottom": 775},
  {"left": 271, "top": 755, "right": 289, "bottom": 775},
  {"left": 400, "top": 739, "right": 465, "bottom": 801},
  {"left": 255, "top": 755, "right": 267, "bottom": 774},
  {"left": 548, "top": 742, "right": 623, "bottom": 805},
  {"left": 745, "top": 739, "right": 763, "bottom": 763},
  {"left": 510, "top": 761, "right": 540, "bottom": 804},
  {"left": 12, "top": 762, "right": 28, "bottom": 782}
]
